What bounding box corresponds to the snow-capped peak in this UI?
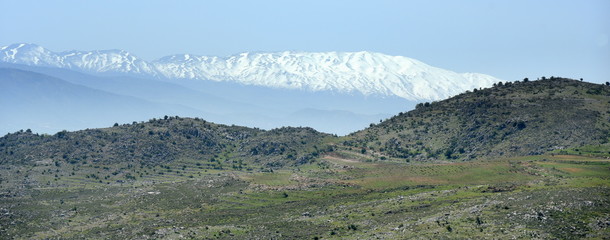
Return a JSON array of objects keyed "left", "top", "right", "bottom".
[
  {"left": 0, "top": 43, "right": 501, "bottom": 101},
  {"left": 152, "top": 51, "right": 499, "bottom": 100},
  {"left": 59, "top": 49, "right": 156, "bottom": 74},
  {"left": 0, "top": 43, "right": 157, "bottom": 76},
  {"left": 1, "top": 43, "right": 61, "bottom": 67}
]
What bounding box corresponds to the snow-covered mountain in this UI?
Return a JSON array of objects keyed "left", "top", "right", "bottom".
[
  {"left": 1, "top": 43, "right": 500, "bottom": 101},
  {"left": 0, "top": 43, "right": 157, "bottom": 76}
]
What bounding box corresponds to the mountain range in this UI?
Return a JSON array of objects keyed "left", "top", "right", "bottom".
[
  {"left": 1, "top": 43, "right": 499, "bottom": 100},
  {"left": 0, "top": 43, "right": 502, "bottom": 135}
]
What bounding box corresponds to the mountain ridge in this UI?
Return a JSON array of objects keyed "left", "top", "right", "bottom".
[
  {"left": 1, "top": 43, "right": 501, "bottom": 101},
  {"left": 0, "top": 68, "right": 206, "bottom": 134}
]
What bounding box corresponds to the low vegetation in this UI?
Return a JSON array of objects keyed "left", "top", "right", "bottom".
[
  {"left": 349, "top": 77, "right": 610, "bottom": 161},
  {"left": 1, "top": 77, "right": 609, "bottom": 239}
]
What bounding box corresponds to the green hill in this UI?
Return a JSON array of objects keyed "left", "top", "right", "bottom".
[
  {"left": 347, "top": 78, "right": 610, "bottom": 161},
  {"left": 1, "top": 117, "right": 329, "bottom": 167},
  {"left": 0, "top": 117, "right": 331, "bottom": 188}
]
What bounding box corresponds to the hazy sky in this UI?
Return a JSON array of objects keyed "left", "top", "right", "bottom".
[{"left": 1, "top": 0, "right": 608, "bottom": 83}]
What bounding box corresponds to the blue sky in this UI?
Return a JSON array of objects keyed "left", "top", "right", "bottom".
[{"left": 1, "top": 0, "right": 608, "bottom": 83}]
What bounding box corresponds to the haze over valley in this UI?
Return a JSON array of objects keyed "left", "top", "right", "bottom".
[{"left": 0, "top": 43, "right": 500, "bottom": 135}]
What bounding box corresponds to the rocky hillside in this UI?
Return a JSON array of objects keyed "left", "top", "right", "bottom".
[
  {"left": 2, "top": 78, "right": 609, "bottom": 170},
  {"left": 348, "top": 78, "right": 610, "bottom": 161},
  {"left": 0, "top": 117, "right": 330, "bottom": 169}
]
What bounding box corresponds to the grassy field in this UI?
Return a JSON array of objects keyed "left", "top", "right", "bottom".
[{"left": 1, "top": 151, "right": 609, "bottom": 239}]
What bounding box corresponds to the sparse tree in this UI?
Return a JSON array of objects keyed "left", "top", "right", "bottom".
[
  {"left": 605, "top": 82, "right": 610, "bottom": 86},
  {"left": 348, "top": 224, "right": 358, "bottom": 231},
  {"left": 56, "top": 130, "right": 67, "bottom": 139},
  {"left": 444, "top": 148, "right": 453, "bottom": 159},
  {"left": 523, "top": 78, "right": 529, "bottom": 82}
]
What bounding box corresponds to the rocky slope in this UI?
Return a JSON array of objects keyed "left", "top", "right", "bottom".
[{"left": 348, "top": 77, "right": 610, "bottom": 161}]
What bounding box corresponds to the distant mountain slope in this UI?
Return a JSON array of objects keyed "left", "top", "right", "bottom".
[
  {"left": 0, "top": 63, "right": 262, "bottom": 115},
  {"left": 1, "top": 43, "right": 500, "bottom": 101},
  {"left": 0, "top": 68, "right": 203, "bottom": 134},
  {"left": 0, "top": 64, "right": 400, "bottom": 135},
  {"left": 348, "top": 78, "right": 610, "bottom": 161}
]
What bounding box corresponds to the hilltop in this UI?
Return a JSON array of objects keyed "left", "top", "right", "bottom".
[
  {"left": 0, "top": 116, "right": 329, "bottom": 169},
  {"left": 348, "top": 77, "right": 610, "bottom": 161}
]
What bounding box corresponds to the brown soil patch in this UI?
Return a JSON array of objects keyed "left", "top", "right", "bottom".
[
  {"left": 560, "top": 167, "right": 584, "bottom": 173},
  {"left": 323, "top": 155, "right": 360, "bottom": 163}
]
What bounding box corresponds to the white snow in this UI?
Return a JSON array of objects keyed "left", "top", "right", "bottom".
[
  {"left": 152, "top": 51, "right": 499, "bottom": 100},
  {"left": 0, "top": 43, "right": 501, "bottom": 101}
]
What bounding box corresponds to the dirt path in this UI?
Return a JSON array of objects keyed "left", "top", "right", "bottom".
[{"left": 322, "top": 155, "right": 361, "bottom": 163}]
